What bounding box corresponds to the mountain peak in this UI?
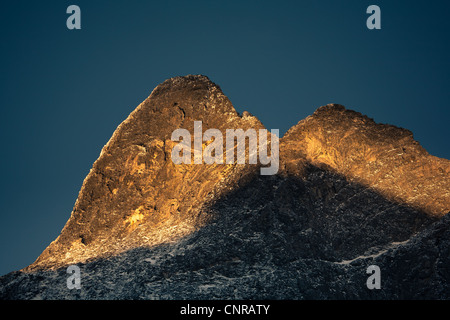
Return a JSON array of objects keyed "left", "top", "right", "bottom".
[
  {"left": 281, "top": 104, "right": 449, "bottom": 216},
  {"left": 28, "top": 75, "right": 450, "bottom": 269},
  {"left": 26, "top": 75, "right": 265, "bottom": 271},
  {"left": 27, "top": 78, "right": 450, "bottom": 272},
  {"left": 150, "top": 75, "right": 218, "bottom": 97},
  {"left": 1, "top": 76, "right": 449, "bottom": 300},
  {"left": 313, "top": 103, "right": 347, "bottom": 114},
  {"left": 285, "top": 103, "right": 414, "bottom": 142}
]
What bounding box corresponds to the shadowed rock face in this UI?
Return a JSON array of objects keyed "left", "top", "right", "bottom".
[{"left": 1, "top": 75, "right": 449, "bottom": 299}]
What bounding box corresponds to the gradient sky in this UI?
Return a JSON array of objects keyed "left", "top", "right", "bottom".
[{"left": 1, "top": 0, "right": 449, "bottom": 276}]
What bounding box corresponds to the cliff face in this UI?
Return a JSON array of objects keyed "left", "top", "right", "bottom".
[
  {"left": 281, "top": 104, "right": 450, "bottom": 216},
  {"left": 28, "top": 75, "right": 266, "bottom": 271},
  {"left": 1, "top": 75, "right": 449, "bottom": 299}
]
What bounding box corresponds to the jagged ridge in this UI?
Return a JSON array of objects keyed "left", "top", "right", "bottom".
[
  {"left": 1, "top": 75, "right": 449, "bottom": 299},
  {"left": 281, "top": 103, "right": 450, "bottom": 216}
]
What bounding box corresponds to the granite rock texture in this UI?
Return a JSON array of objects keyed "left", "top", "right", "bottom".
[{"left": 1, "top": 75, "right": 449, "bottom": 299}]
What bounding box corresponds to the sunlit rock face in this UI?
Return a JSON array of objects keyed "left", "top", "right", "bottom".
[
  {"left": 1, "top": 75, "right": 449, "bottom": 299},
  {"left": 281, "top": 104, "right": 449, "bottom": 217},
  {"left": 27, "top": 75, "right": 266, "bottom": 271}
]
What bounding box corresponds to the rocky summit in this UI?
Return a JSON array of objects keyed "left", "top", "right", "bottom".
[{"left": 1, "top": 75, "right": 449, "bottom": 300}]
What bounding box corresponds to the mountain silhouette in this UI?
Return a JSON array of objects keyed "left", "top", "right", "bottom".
[{"left": 1, "top": 75, "right": 449, "bottom": 299}]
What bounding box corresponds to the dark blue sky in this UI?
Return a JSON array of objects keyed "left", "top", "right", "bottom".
[{"left": 1, "top": 0, "right": 449, "bottom": 276}]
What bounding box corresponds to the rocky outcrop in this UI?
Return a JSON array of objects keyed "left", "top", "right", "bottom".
[
  {"left": 0, "top": 75, "right": 448, "bottom": 299},
  {"left": 27, "top": 75, "right": 265, "bottom": 271},
  {"left": 281, "top": 104, "right": 450, "bottom": 216}
]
